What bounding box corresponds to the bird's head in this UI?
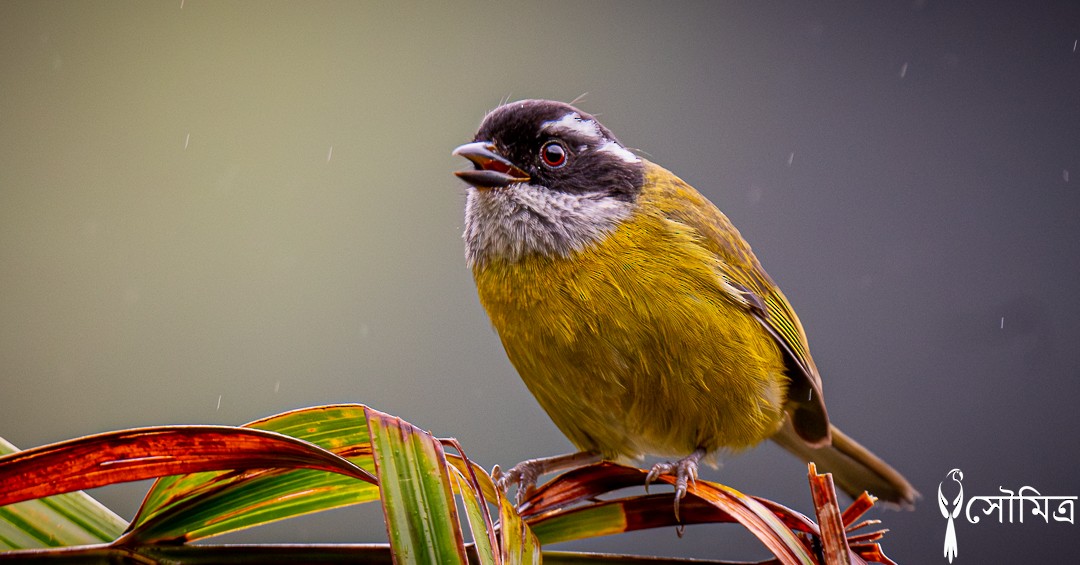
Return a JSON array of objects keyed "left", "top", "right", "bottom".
[{"left": 453, "top": 100, "right": 645, "bottom": 267}]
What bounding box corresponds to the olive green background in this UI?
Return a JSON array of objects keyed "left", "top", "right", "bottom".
[{"left": 2, "top": 2, "right": 1079, "bottom": 562}]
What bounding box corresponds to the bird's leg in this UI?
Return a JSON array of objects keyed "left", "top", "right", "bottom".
[
  {"left": 493, "top": 451, "right": 602, "bottom": 505},
  {"left": 645, "top": 448, "right": 707, "bottom": 521}
]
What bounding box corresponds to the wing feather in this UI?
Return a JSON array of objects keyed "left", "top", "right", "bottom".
[{"left": 643, "top": 162, "right": 831, "bottom": 446}]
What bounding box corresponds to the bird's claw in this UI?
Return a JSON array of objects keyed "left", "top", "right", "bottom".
[
  {"left": 645, "top": 452, "right": 702, "bottom": 521},
  {"left": 492, "top": 462, "right": 540, "bottom": 506},
  {"left": 645, "top": 458, "right": 698, "bottom": 493},
  {"left": 491, "top": 451, "right": 603, "bottom": 507},
  {"left": 644, "top": 461, "right": 674, "bottom": 492}
]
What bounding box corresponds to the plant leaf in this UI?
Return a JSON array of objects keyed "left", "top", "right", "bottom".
[
  {"left": 498, "top": 490, "right": 541, "bottom": 565},
  {"left": 519, "top": 463, "right": 815, "bottom": 565},
  {"left": 125, "top": 404, "right": 379, "bottom": 544},
  {"left": 0, "top": 438, "right": 127, "bottom": 550},
  {"left": 0, "top": 543, "right": 397, "bottom": 563},
  {"left": 0, "top": 426, "right": 371, "bottom": 510},
  {"left": 680, "top": 480, "right": 816, "bottom": 565},
  {"left": 808, "top": 463, "right": 857, "bottom": 565},
  {"left": 366, "top": 407, "right": 468, "bottom": 565},
  {"left": 0, "top": 408, "right": 900, "bottom": 565},
  {"left": 443, "top": 447, "right": 500, "bottom": 565},
  {"left": 444, "top": 448, "right": 542, "bottom": 565},
  {"left": 0, "top": 543, "right": 759, "bottom": 563}
]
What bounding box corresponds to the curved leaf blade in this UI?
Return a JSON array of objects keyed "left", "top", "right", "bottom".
[
  {"left": 0, "top": 426, "right": 371, "bottom": 509},
  {"left": 499, "top": 493, "right": 541, "bottom": 565},
  {"left": 0, "top": 494, "right": 125, "bottom": 550},
  {"left": 124, "top": 468, "right": 381, "bottom": 544},
  {"left": 0, "top": 543, "right": 397, "bottom": 563},
  {"left": 449, "top": 465, "right": 497, "bottom": 565},
  {"left": 366, "top": 408, "right": 467, "bottom": 565},
  {"left": 444, "top": 448, "right": 499, "bottom": 565},
  {"left": 445, "top": 449, "right": 540, "bottom": 565},
  {"left": 682, "top": 480, "right": 816, "bottom": 565},
  {"left": 520, "top": 462, "right": 815, "bottom": 564},
  {"left": 529, "top": 489, "right": 807, "bottom": 547},
  {"left": 126, "top": 404, "right": 379, "bottom": 544},
  {"left": 0, "top": 437, "right": 127, "bottom": 549}
]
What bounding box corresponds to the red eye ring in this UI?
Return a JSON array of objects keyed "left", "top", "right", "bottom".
[{"left": 540, "top": 141, "right": 567, "bottom": 168}]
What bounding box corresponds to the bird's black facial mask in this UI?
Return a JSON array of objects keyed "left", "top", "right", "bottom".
[{"left": 471, "top": 100, "right": 645, "bottom": 201}]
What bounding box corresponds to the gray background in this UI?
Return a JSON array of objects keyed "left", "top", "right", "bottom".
[{"left": 2, "top": 2, "right": 1078, "bottom": 563}]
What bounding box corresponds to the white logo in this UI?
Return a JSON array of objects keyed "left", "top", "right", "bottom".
[
  {"left": 939, "top": 469, "right": 1077, "bottom": 562},
  {"left": 938, "top": 469, "right": 963, "bottom": 563}
]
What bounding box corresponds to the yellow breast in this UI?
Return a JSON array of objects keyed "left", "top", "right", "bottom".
[{"left": 472, "top": 172, "right": 789, "bottom": 459}]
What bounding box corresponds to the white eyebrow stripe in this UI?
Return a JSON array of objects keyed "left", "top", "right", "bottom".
[
  {"left": 540, "top": 113, "right": 603, "bottom": 142},
  {"left": 598, "top": 140, "right": 640, "bottom": 163}
]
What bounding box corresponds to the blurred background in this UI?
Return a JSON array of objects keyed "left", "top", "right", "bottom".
[{"left": 2, "top": 1, "right": 1078, "bottom": 562}]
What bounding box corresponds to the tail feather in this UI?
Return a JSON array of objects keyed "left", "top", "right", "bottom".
[{"left": 771, "top": 418, "right": 919, "bottom": 509}]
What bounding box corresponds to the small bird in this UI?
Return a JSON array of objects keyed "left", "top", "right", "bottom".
[{"left": 452, "top": 99, "right": 917, "bottom": 510}]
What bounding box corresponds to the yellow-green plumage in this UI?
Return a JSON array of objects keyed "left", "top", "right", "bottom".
[
  {"left": 473, "top": 162, "right": 792, "bottom": 459},
  {"left": 457, "top": 99, "right": 916, "bottom": 507}
]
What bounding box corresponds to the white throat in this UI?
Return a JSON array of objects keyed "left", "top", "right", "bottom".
[{"left": 463, "top": 183, "right": 634, "bottom": 268}]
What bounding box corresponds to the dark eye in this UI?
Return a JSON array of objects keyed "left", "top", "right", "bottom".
[{"left": 540, "top": 141, "right": 567, "bottom": 168}]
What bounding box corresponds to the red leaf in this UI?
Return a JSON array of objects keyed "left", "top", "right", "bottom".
[{"left": 0, "top": 426, "right": 375, "bottom": 508}]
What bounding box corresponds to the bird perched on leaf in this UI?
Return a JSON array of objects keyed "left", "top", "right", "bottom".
[{"left": 452, "top": 99, "right": 917, "bottom": 512}]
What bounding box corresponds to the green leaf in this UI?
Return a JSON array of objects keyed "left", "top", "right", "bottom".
[
  {"left": 445, "top": 448, "right": 541, "bottom": 565},
  {"left": 0, "top": 543, "right": 397, "bottom": 563},
  {"left": 126, "top": 404, "right": 379, "bottom": 543},
  {"left": 0, "top": 406, "right": 901, "bottom": 564},
  {"left": 0, "top": 437, "right": 126, "bottom": 549},
  {"left": 366, "top": 407, "right": 467, "bottom": 565},
  {"left": 444, "top": 450, "right": 499, "bottom": 565},
  {"left": 498, "top": 491, "right": 541, "bottom": 565},
  {"left": 527, "top": 498, "right": 628, "bottom": 545}
]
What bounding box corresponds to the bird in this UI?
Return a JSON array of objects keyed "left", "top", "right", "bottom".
[{"left": 451, "top": 99, "right": 917, "bottom": 511}]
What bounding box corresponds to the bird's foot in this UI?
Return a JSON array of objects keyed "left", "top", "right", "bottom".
[
  {"left": 492, "top": 461, "right": 541, "bottom": 505},
  {"left": 492, "top": 451, "right": 601, "bottom": 506},
  {"left": 645, "top": 448, "right": 706, "bottom": 520}
]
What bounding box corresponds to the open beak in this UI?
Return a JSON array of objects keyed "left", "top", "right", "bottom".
[{"left": 452, "top": 141, "right": 530, "bottom": 188}]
